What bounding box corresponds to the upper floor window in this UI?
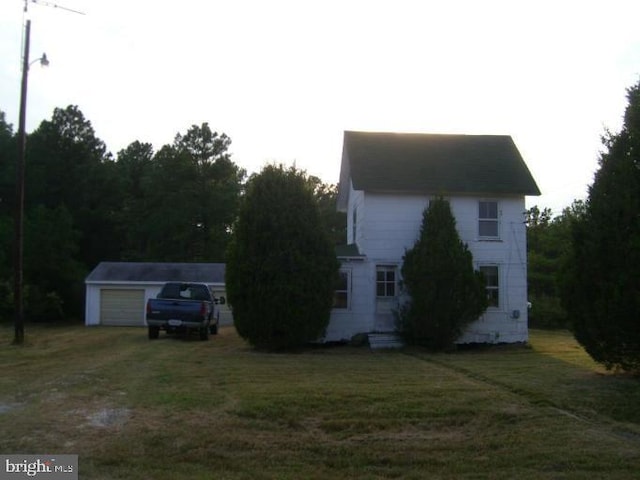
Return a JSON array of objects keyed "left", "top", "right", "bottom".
[
  {"left": 479, "top": 201, "right": 499, "bottom": 239},
  {"left": 333, "top": 270, "right": 350, "bottom": 309},
  {"left": 376, "top": 266, "right": 396, "bottom": 297}
]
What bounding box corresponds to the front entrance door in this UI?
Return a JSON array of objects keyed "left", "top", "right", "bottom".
[{"left": 375, "top": 265, "right": 397, "bottom": 331}]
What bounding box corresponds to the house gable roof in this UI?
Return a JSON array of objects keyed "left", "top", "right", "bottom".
[
  {"left": 85, "top": 262, "right": 226, "bottom": 284},
  {"left": 338, "top": 131, "right": 540, "bottom": 209}
]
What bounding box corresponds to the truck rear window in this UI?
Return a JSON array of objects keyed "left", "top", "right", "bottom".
[{"left": 159, "top": 283, "right": 210, "bottom": 301}]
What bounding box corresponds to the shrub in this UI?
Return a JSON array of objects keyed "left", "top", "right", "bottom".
[
  {"left": 225, "top": 165, "right": 339, "bottom": 350},
  {"left": 396, "top": 197, "right": 487, "bottom": 350}
]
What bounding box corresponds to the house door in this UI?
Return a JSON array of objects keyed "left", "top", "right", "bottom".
[{"left": 375, "top": 266, "right": 397, "bottom": 331}]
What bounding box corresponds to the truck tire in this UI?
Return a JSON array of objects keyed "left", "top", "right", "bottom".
[
  {"left": 199, "top": 326, "right": 209, "bottom": 341},
  {"left": 148, "top": 326, "right": 160, "bottom": 340}
]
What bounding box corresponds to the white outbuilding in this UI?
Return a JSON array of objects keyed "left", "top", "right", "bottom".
[{"left": 84, "top": 262, "right": 230, "bottom": 327}]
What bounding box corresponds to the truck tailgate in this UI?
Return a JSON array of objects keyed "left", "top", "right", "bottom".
[{"left": 146, "top": 298, "right": 208, "bottom": 322}]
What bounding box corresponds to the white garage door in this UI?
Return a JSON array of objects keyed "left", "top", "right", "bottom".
[{"left": 100, "top": 289, "right": 145, "bottom": 326}]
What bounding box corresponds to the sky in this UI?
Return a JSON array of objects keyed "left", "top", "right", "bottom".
[{"left": 1, "top": 0, "right": 639, "bottom": 214}]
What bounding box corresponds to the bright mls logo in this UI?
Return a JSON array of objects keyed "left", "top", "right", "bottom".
[{"left": 0, "top": 455, "right": 77, "bottom": 479}]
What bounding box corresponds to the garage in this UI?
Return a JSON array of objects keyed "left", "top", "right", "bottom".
[
  {"left": 99, "top": 289, "right": 145, "bottom": 326},
  {"left": 85, "top": 262, "right": 228, "bottom": 327}
]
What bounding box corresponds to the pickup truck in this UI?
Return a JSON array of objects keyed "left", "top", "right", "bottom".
[{"left": 146, "top": 282, "right": 220, "bottom": 340}]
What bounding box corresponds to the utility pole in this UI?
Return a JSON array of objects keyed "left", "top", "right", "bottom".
[
  {"left": 13, "top": 8, "right": 32, "bottom": 345},
  {"left": 12, "top": 0, "right": 83, "bottom": 345}
]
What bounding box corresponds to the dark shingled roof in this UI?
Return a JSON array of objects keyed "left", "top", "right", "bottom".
[
  {"left": 335, "top": 244, "right": 364, "bottom": 258},
  {"left": 341, "top": 131, "right": 541, "bottom": 197},
  {"left": 86, "top": 262, "right": 226, "bottom": 284}
]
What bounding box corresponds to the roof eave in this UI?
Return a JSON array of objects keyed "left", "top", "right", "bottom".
[
  {"left": 336, "top": 141, "right": 351, "bottom": 212},
  {"left": 363, "top": 188, "right": 541, "bottom": 197}
]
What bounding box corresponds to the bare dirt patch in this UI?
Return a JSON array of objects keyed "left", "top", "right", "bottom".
[
  {"left": 0, "top": 402, "right": 22, "bottom": 414},
  {"left": 73, "top": 407, "right": 131, "bottom": 429},
  {"left": 88, "top": 407, "right": 130, "bottom": 428}
]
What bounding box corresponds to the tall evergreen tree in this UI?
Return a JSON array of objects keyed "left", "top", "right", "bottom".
[
  {"left": 13, "top": 106, "right": 117, "bottom": 319},
  {"left": 225, "top": 165, "right": 339, "bottom": 350},
  {"left": 562, "top": 81, "right": 640, "bottom": 372},
  {"left": 397, "top": 197, "right": 487, "bottom": 350},
  {"left": 27, "top": 105, "right": 123, "bottom": 267},
  {"left": 139, "top": 124, "right": 244, "bottom": 262},
  {"left": 115, "top": 141, "right": 155, "bottom": 260}
]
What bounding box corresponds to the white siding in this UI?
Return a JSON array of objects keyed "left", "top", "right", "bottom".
[
  {"left": 461, "top": 196, "right": 529, "bottom": 343},
  {"left": 85, "top": 285, "right": 100, "bottom": 326},
  {"left": 329, "top": 189, "right": 530, "bottom": 344},
  {"left": 326, "top": 261, "right": 375, "bottom": 341},
  {"left": 360, "top": 193, "right": 429, "bottom": 261}
]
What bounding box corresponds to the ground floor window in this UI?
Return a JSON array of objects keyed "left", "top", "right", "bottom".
[
  {"left": 333, "top": 270, "right": 350, "bottom": 309},
  {"left": 479, "top": 265, "right": 499, "bottom": 307},
  {"left": 376, "top": 266, "right": 397, "bottom": 297}
]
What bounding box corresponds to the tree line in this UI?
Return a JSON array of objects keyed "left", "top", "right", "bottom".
[
  {"left": 2, "top": 77, "right": 639, "bottom": 371},
  {"left": 524, "top": 200, "right": 586, "bottom": 329},
  {"left": 0, "top": 105, "right": 345, "bottom": 323}
]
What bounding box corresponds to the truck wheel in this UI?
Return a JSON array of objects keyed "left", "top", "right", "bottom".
[
  {"left": 199, "top": 326, "right": 209, "bottom": 341},
  {"left": 148, "top": 326, "right": 160, "bottom": 340}
]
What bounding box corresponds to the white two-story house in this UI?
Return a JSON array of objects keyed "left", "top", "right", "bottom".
[{"left": 325, "top": 131, "right": 541, "bottom": 344}]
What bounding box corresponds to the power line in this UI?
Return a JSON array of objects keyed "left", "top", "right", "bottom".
[{"left": 28, "top": 0, "right": 86, "bottom": 15}]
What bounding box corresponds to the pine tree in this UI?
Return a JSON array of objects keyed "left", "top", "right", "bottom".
[
  {"left": 397, "top": 197, "right": 487, "bottom": 350},
  {"left": 562, "top": 81, "right": 640, "bottom": 372},
  {"left": 225, "top": 165, "right": 339, "bottom": 350}
]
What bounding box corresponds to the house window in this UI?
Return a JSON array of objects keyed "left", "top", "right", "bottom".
[
  {"left": 479, "top": 265, "right": 499, "bottom": 307},
  {"left": 479, "top": 201, "right": 499, "bottom": 238},
  {"left": 333, "top": 270, "right": 350, "bottom": 309},
  {"left": 376, "top": 266, "right": 396, "bottom": 297}
]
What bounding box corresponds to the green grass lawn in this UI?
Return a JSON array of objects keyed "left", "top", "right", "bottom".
[{"left": 1, "top": 325, "right": 639, "bottom": 479}]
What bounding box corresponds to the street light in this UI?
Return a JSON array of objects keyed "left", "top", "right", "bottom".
[
  {"left": 32, "top": 53, "right": 49, "bottom": 68},
  {"left": 13, "top": 17, "right": 48, "bottom": 345}
]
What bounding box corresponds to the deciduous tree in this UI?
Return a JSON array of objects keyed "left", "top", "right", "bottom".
[
  {"left": 306, "top": 176, "right": 347, "bottom": 245},
  {"left": 526, "top": 205, "right": 567, "bottom": 328}
]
